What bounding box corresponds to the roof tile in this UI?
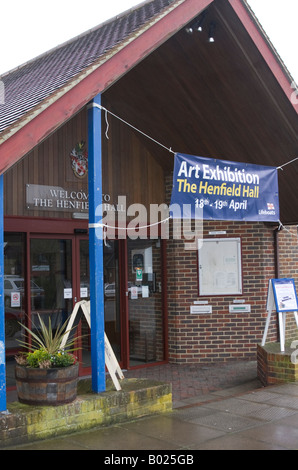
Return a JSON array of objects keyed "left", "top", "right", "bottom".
[{"left": 0, "top": 0, "right": 176, "bottom": 134}]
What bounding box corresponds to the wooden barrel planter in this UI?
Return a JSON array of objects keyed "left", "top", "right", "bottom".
[{"left": 15, "top": 363, "right": 79, "bottom": 406}]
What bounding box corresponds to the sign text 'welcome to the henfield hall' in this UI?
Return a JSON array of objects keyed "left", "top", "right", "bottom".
[{"left": 170, "top": 153, "right": 280, "bottom": 221}]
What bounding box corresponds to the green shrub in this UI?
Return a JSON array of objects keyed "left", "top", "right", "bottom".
[{"left": 23, "top": 348, "right": 76, "bottom": 369}]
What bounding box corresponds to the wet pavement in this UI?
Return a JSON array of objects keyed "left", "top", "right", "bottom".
[{"left": 4, "top": 361, "right": 298, "bottom": 450}]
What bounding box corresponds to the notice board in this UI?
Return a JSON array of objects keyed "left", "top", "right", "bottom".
[{"left": 198, "top": 238, "right": 242, "bottom": 296}]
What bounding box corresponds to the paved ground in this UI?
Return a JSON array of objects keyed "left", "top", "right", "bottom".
[
  {"left": 125, "top": 360, "right": 260, "bottom": 407},
  {"left": 5, "top": 361, "right": 298, "bottom": 450}
]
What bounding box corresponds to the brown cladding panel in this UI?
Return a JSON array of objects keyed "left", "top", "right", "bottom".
[{"left": 4, "top": 108, "right": 165, "bottom": 219}]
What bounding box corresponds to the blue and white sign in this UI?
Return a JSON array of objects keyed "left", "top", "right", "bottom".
[
  {"left": 263, "top": 278, "right": 298, "bottom": 352},
  {"left": 170, "top": 153, "right": 280, "bottom": 221},
  {"left": 271, "top": 278, "right": 298, "bottom": 313}
]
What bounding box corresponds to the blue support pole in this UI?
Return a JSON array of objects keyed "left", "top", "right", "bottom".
[
  {"left": 87, "top": 94, "right": 105, "bottom": 393},
  {"left": 0, "top": 175, "right": 7, "bottom": 411}
]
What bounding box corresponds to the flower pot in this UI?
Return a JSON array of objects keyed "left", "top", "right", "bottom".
[{"left": 15, "top": 363, "right": 79, "bottom": 406}]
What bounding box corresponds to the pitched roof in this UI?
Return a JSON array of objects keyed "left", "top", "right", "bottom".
[{"left": 0, "top": 0, "right": 176, "bottom": 135}]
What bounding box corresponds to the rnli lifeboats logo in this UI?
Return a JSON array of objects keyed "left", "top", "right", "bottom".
[{"left": 70, "top": 141, "right": 88, "bottom": 178}]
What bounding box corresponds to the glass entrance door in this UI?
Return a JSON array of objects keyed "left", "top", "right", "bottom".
[
  {"left": 5, "top": 228, "right": 167, "bottom": 389},
  {"left": 30, "top": 238, "right": 73, "bottom": 336},
  {"left": 103, "top": 240, "right": 121, "bottom": 362},
  {"left": 127, "top": 239, "right": 165, "bottom": 366},
  {"left": 29, "top": 236, "right": 92, "bottom": 376},
  {"left": 30, "top": 236, "right": 123, "bottom": 375},
  {"left": 76, "top": 238, "right": 122, "bottom": 373},
  {"left": 77, "top": 238, "right": 91, "bottom": 372},
  {"left": 78, "top": 237, "right": 165, "bottom": 370}
]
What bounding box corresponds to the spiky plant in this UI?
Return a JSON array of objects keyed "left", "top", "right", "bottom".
[{"left": 15, "top": 314, "right": 79, "bottom": 369}]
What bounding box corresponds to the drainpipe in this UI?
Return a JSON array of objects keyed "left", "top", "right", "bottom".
[
  {"left": 87, "top": 94, "right": 105, "bottom": 393},
  {"left": 0, "top": 175, "right": 6, "bottom": 412},
  {"left": 274, "top": 226, "right": 280, "bottom": 338},
  {"left": 274, "top": 227, "right": 280, "bottom": 279}
]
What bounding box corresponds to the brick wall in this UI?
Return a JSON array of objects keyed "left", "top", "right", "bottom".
[
  {"left": 278, "top": 226, "right": 298, "bottom": 280},
  {"left": 277, "top": 226, "right": 298, "bottom": 341},
  {"left": 165, "top": 173, "right": 288, "bottom": 364},
  {"left": 257, "top": 343, "right": 298, "bottom": 386}
]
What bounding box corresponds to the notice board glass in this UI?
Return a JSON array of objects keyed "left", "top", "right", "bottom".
[{"left": 198, "top": 238, "right": 242, "bottom": 296}]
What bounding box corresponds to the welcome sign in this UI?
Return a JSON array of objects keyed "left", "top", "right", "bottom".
[{"left": 170, "top": 153, "right": 280, "bottom": 221}]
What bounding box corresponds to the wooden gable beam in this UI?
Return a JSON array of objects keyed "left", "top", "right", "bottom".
[{"left": 228, "top": 0, "right": 298, "bottom": 115}]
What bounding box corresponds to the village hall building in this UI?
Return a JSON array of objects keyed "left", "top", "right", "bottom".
[{"left": 1, "top": 0, "right": 298, "bottom": 410}]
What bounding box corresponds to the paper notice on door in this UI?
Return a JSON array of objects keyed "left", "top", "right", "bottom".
[
  {"left": 64, "top": 288, "right": 72, "bottom": 299},
  {"left": 11, "top": 292, "right": 21, "bottom": 307},
  {"left": 142, "top": 286, "right": 149, "bottom": 298},
  {"left": 80, "top": 287, "right": 88, "bottom": 298},
  {"left": 130, "top": 286, "right": 138, "bottom": 299}
]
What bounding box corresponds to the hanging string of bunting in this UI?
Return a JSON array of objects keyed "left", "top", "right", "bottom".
[{"left": 95, "top": 103, "right": 298, "bottom": 227}]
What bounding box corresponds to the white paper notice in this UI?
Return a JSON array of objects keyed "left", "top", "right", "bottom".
[
  {"left": 64, "top": 288, "right": 72, "bottom": 299},
  {"left": 130, "top": 286, "right": 138, "bottom": 299},
  {"left": 80, "top": 287, "right": 88, "bottom": 298},
  {"left": 142, "top": 286, "right": 149, "bottom": 298},
  {"left": 274, "top": 281, "right": 298, "bottom": 311},
  {"left": 11, "top": 292, "right": 21, "bottom": 307}
]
